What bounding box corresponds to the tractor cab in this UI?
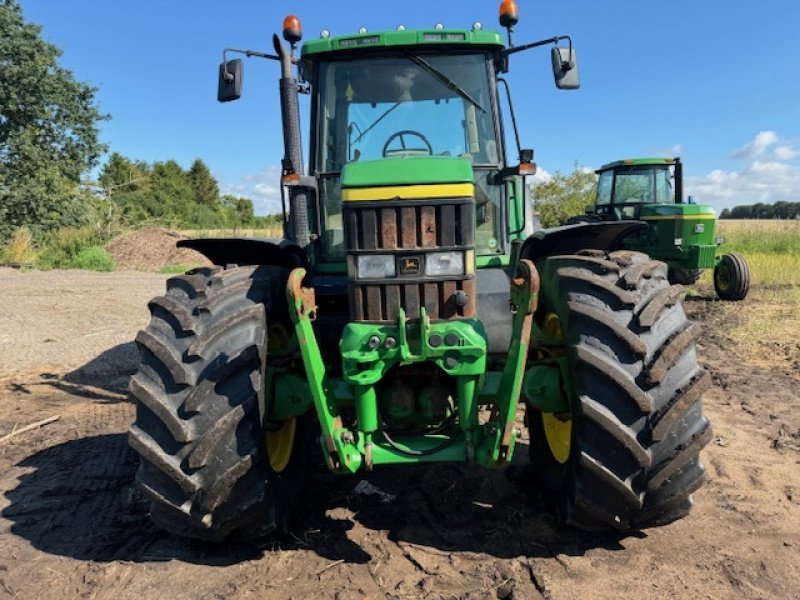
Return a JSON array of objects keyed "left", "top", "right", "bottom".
[
  {"left": 590, "top": 157, "right": 682, "bottom": 221},
  {"left": 303, "top": 35, "right": 508, "bottom": 261}
]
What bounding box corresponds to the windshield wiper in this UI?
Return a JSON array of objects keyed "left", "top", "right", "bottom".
[
  {"left": 407, "top": 53, "right": 485, "bottom": 113},
  {"left": 351, "top": 101, "right": 402, "bottom": 146}
]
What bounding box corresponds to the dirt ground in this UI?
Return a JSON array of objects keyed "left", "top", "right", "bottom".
[{"left": 0, "top": 268, "right": 798, "bottom": 600}]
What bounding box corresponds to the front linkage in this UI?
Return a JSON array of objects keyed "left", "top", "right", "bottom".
[{"left": 285, "top": 260, "right": 540, "bottom": 474}]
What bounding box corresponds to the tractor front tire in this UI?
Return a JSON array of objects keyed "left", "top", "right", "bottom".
[
  {"left": 529, "top": 250, "right": 712, "bottom": 531},
  {"left": 714, "top": 253, "right": 750, "bottom": 301},
  {"left": 128, "top": 265, "right": 307, "bottom": 541}
]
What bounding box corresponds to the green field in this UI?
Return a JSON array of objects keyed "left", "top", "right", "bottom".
[{"left": 708, "top": 220, "right": 800, "bottom": 286}]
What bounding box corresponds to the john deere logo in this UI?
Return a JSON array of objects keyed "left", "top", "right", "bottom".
[{"left": 400, "top": 256, "right": 421, "bottom": 275}]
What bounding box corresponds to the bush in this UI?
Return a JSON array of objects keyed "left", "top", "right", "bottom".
[
  {"left": 0, "top": 227, "right": 38, "bottom": 265},
  {"left": 37, "top": 227, "right": 103, "bottom": 269},
  {"left": 66, "top": 246, "right": 114, "bottom": 271}
]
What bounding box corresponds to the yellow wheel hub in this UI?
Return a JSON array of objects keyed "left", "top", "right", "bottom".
[
  {"left": 265, "top": 417, "right": 296, "bottom": 473},
  {"left": 540, "top": 312, "right": 572, "bottom": 464},
  {"left": 542, "top": 412, "right": 572, "bottom": 464}
]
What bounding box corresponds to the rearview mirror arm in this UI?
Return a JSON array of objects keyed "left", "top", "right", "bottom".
[
  {"left": 503, "top": 34, "right": 571, "bottom": 57},
  {"left": 221, "top": 47, "right": 282, "bottom": 82}
]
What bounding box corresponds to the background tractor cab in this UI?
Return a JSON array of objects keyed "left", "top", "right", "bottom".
[{"left": 580, "top": 157, "right": 750, "bottom": 300}]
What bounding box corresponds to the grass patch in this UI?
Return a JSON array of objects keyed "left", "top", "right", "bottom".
[
  {"left": 725, "top": 287, "right": 800, "bottom": 373},
  {"left": 717, "top": 219, "right": 800, "bottom": 255},
  {"left": 68, "top": 246, "right": 114, "bottom": 271}
]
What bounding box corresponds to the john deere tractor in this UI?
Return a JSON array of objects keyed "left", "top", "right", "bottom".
[
  {"left": 573, "top": 157, "right": 750, "bottom": 301},
  {"left": 128, "top": 3, "right": 712, "bottom": 541}
]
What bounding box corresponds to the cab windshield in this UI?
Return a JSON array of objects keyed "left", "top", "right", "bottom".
[{"left": 314, "top": 52, "right": 502, "bottom": 260}]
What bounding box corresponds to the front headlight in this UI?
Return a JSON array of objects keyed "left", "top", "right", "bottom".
[
  {"left": 357, "top": 254, "right": 396, "bottom": 278},
  {"left": 425, "top": 251, "right": 464, "bottom": 276}
]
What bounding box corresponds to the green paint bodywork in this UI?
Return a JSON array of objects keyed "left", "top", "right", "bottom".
[
  {"left": 301, "top": 28, "right": 505, "bottom": 58},
  {"left": 341, "top": 156, "right": 474, "bottom": 188},
  {"left": 625, "top": 203, "right": 718, "bottom": 270}
]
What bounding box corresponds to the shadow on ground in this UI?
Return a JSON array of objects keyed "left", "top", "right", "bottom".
[
  {"left": 3, "top": 432, "right": 644, "bottom": 567},
  {"left": 62, "top": 341, "right": 139, "bottom": 394}
]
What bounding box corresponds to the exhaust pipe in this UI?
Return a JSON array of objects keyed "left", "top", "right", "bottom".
[{"left": 273, "top": 34, "right": 310, "bottom": 248}]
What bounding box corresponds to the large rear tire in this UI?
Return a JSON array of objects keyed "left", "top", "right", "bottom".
[
  {"left": 128, "top": 265, "right": 308, "bottom": 541},
  {"left": 528, "top": 250, "right": 712, "bottom": 531}
]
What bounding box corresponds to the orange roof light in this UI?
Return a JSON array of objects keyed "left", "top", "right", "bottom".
[
  {"left": 283, "top": 15, "right": 302, "bottom": 45},
  {"left": 499, "top": 0, "right": 519, "bottom": 29}
]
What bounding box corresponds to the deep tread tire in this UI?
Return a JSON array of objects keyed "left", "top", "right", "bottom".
[
  {"left": 714, "top": 253, "right": 750, "bottom": 301},
  {"left": 668, "top": 268, "right": 702, "bottom": 285},
  {"left": 128, "top": 265, "right": 305, "bottom": 541},
  {"left": 529, "top": 250, "right": 712, "bottom": 531}
]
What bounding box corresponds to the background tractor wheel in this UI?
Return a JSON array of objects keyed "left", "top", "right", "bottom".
[
  {"left": 714, "top": 253, "right": 750, "bottom": 301},
  {"left": 128, "top": 265, "right": 308, "bottom": 541},
  {"left": 668, "top": 267, "right": 702, "bottom": 285},
  {"left": 528, "top": 250, "right": 712, "bottom": 531}
]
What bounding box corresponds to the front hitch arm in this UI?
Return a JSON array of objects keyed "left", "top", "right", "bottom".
[{"left": 475, "top": 258, "right": 540, "bottom": 467}]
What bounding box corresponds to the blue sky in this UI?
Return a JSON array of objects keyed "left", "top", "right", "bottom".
[{"left": 24, "top": 1, "right": 800, "bottom": 213}]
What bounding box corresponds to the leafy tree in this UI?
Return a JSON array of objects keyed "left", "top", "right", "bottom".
[
  {"left": 532, "top": 168, "right": 597, "bottom": 227},
  {"left": 719, "top": 208, "right": 731, "bottom": 219},
  {"left": 188, "top": 158, "right": 220, "bottom": 207},
  {"left": 0, "top": 0, "right": 107, "bottom": 241},
  {"left": 222, "top": 195, "right": 255, "bottom": 227}
]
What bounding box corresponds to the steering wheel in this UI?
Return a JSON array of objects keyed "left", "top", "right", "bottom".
[{"left": 382, "top": 130, "right": 433, "bottom": 157}]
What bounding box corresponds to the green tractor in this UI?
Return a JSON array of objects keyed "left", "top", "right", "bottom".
[
  {"left": 572, "top": 157, "right": 750, "bottom": 301},
  {"left": 128, "top": 4, "right": 712, "bottom": 541}
]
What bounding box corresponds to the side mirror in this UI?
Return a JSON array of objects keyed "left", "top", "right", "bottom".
[
  {"left": 551, "top": 47, "right": 580, "bottom": 90},
  {"left": 218, "top": 59, "right": 243, "bottom": 102}
]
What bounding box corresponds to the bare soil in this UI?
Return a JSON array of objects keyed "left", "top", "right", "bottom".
[{"left": 0, "top": 270, "right": 798, "bottom": 600}]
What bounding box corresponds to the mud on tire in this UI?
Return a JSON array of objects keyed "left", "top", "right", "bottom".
[
  {"left": 128, "top": 265, "right": 304, "bottom": 541},
  {"left": 529, "top": 250, "right": 712, "bottom": 531}
]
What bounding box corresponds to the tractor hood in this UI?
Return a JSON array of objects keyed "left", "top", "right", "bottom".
[
  {"left": 341, "top": 156, "right": 474, "bottom": 201},
  {"left": 342, "top": 156, "right": 473, "bottom": 187}
]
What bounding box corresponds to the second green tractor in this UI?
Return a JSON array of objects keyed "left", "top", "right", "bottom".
[
  {"left": 571, "top": 157, "right": 750, "bottom": 301},
  {"left": 128, "top": 5, "right": 712, "bottom": 541}
]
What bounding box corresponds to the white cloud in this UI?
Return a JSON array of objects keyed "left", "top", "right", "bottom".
[
  {"left": 685, "top": 130, "right": 800, "bottom": 209},
  {"left": 686, "top": 159, "right": 800, "bottom": 209},
  {"left": 774, "top": 145, "right": 800, "bottom": 161},
  {"left": 731, "top": 130, "right": 778, "bottom": 160},
  {"left": 531, "top": 168, "right": 552, "bottom": 184},
  {"left": 221, "top": 164, "right": 283, "bottom": 215}
]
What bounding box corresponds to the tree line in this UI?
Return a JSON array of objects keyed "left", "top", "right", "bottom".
[
  {"left": 97, "top": 153, "right": 280, "bottom": 232},
  {"left": 719, "top": 202, "right": 800, "bottom": 220},
  {"left": 0, "top": 0, "right": 276, "bottom": 246}
]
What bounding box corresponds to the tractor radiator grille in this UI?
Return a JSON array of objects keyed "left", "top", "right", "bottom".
[{"left": 343, "top": 197, "right": 476, "bottom": 322}]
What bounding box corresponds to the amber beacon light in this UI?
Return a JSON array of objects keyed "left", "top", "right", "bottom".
[
  {"left": 499, "top": 0, "right": 519, "bottom": 29},
  {"left": 283, "top": 15, "right": 303, "bottom": 46}
]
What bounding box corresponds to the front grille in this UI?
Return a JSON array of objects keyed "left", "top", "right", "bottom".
[{"left": 344, "top": 197, "right": 475, "bottom": 322}]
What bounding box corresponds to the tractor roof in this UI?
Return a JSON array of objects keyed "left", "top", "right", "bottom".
[
  {"left": 301, "top": 28, "right": 505, "bottom": 58},
  {"left": 596, "top": 157, "right": 678, "bottom": 173}
]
